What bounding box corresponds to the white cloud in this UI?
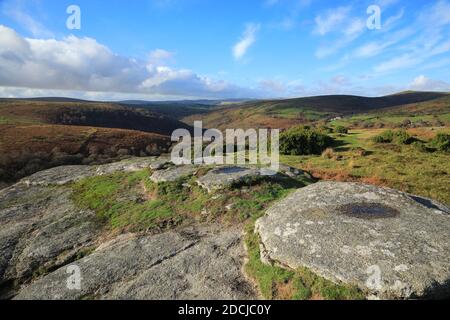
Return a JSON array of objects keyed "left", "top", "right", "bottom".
[
  {"left": 373, "top": 54, "right": 421, "bottom": 73},
  {"left": 409, "top": 75, "right": 450, "bottom": 92},
  {"left": 382, "top": 8, "right": 405, "bottom": 31},
  {"left": 0, "top": 25, "right": 258, "bottom": 99},
  {"left": 418, "top": 0, "right": 450, "bottom": 27},
  {"left": 148, "top": 49, "right": 175, "bottom": 65},
  {"left": 232, "top": 23, "right": 261, "bottom": 61},
  {"left": 313, "top": 6, "right": 350, "bottom": 36},
  {"left": 344, "top": 18, "right": 365, "bottom": 37},
  {"left": 371, "top": 1, "right": 450, "bottom": 74},
  {"left": 1, "top": 0, "right": 53, "bottom": 37},
  {"left": 313, "top": 7, "right": 366, "bottom": 58}
]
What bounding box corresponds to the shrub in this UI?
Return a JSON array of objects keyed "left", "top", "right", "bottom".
[
  {"left": 280, "top": 126, "right": 334, "bottom": 156},
  {"left": 394, "top": 130, "right": 415, "bottom": 145},
  {"left": 334, "top": 126, "right": 348, "bottom": 134},
  {"left": 372, "top": 130, "right": 415, "bottom": 145},
  {"left": 431, "top": 133, "right": 450, "bottom": 153},
  {"left": 372, "top": 130, "right": 394, "bottom": 143}
]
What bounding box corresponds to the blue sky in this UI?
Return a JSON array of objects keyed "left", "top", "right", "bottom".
[{"left": 0, "top": 0, "right": 449, "bottom": 100}]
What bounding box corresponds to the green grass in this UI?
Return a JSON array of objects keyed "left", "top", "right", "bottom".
[
  {"left": 0, "top": 115, "right": 42, "bottom": 125},
  {"left": 281, "top": 128, "right": 450, "bottom": 205},
  {"left": 72, "top": 169, "right": 202, "bottom": 231},
  {"left": 331, "top": 113, "right": 450, "bottom": 128},
  {"left": 71, "top": 167, "right": 311, "bottom": 231}
]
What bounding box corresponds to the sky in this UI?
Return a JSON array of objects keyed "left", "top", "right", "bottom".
[{"left": 0, "top": 0, "right": 449, "bottom": 100}]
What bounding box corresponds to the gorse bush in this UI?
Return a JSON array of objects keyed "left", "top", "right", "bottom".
[
  {"left": 431, "top": 133, "right": 450, "bottom": 153},
  {"left": 372, "top": 130, "right": 394, "bottom": 143},
  {"left": 280, "top": 126, "right": 334, "bottom": 155},
  {"left": 394, "top": 130, "right": 415, "bottom": 145},
  {"left": 334, "top": 126, "right": 349, "bottom": 134},
  {"left": 372, "top": 130, "right": 415, "bottom": 145}
]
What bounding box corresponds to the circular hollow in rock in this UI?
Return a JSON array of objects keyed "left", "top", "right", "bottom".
[{"left": 337, "top": 203, "right": 400, "bottom": 219}]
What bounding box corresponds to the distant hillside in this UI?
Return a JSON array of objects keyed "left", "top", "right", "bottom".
[
  {"left": 330, "top": 94, "right": 450, "bottom": 129},
  {"left": 0, "top": 99, "right": 189, "bottom": 183},
  {"left": 120, "top": 99, "right": 251, "bottom": 120},
  {"left": 182, "top": 91, "right": 450, "bottom": 129},
  {"left": 120, "top": 98, "right": 250, "bottom": 106},
  {"left": 0, "top": 97, "right": 94, "bottom": 103},
  {"left": 0, "top": 100, "right": 191, "bottom": 136}
]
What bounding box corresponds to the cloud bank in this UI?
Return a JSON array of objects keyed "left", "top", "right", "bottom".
[
  {"left": 0, "top": 25, "right": 258, "bottom": 99},
  {"left": 232, "top": 23, "right": 261, "bottom": 60}
]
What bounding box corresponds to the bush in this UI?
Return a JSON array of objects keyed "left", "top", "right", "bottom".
[
  {"left": 394, "top": 130, "right": 415, "bottom": 145},
  {"left": 372, "top": 130, "right": 394, "bottom": 143},
  {"left": 334, "top": 126, "right": 348, "bottom": 134},
  {"left": 372, "top": 130, "right": 415, "bottom": 145},
  {"left": 431, "top": 133, "right": 450, "bottom": 153},
  {"left": 280, "top": 126, "right": 334, "bottom": 155}
]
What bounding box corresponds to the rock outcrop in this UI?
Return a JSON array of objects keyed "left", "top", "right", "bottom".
[
  {"left": 255, "top": 182, "right": 450, "bottom": 299},
  {"left": 0, "top": 158, "right": 259, "bottom": 300},
  {"left": 150, "top": 165, "right": 198, "bottom": 183},
  {"left": 14, "top": 225, "right": 255, "bottom": 300},
  {"left": 196, "top": 166, "right": 262, "bottom": 193},
  {"left": 2, "top": 158, "right": 449, "bottom": 300}
]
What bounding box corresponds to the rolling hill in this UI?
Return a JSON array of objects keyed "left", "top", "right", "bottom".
[
  {"left": 119, "top": 99, "right": 250, "bottom": 120},
  {"left": 182, "top": 91, "right": 450, "bottom": 129}
]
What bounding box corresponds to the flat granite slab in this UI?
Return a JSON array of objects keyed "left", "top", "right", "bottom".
[
  {"left": 255, "top": 181, "right": 450, "bottom": 299},
  {"left": 196, "top": 166, "right": 262, "bottom": 193},
  {"left": 150, "top": 165, "right": 198, "bottom": 183}
]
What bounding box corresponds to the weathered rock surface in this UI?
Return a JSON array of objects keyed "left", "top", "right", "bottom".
[
  {"left": 150, "top": 165, "right": 198, "bottom": 183},
  {"left": 0, "top": 184, "right": 103, "bottom": 299},
  {"left": 20, "top": 157, "right": 164, "bottom": 187},
  {"left": 0, "top": 158, "right": 257, "bottom": 300},
  {"left": 256, "top": 181, "right": 450, "bottom": 299},
  {"left": 196, "top": 165, "right": 310, "bottom": 193},
  {"left": 14, "top": 226, "right": 256, "bottom": 300},
  {"left": 196, "top": 166, "right": 262, "bottom": 193}
]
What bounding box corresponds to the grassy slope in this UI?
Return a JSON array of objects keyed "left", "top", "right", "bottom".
[
  {"left": 331, "top": 95, "right": 450, "bottom": 128},
  {"left": 281, "top": 127, "right": 450, "bottom": 205}
]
